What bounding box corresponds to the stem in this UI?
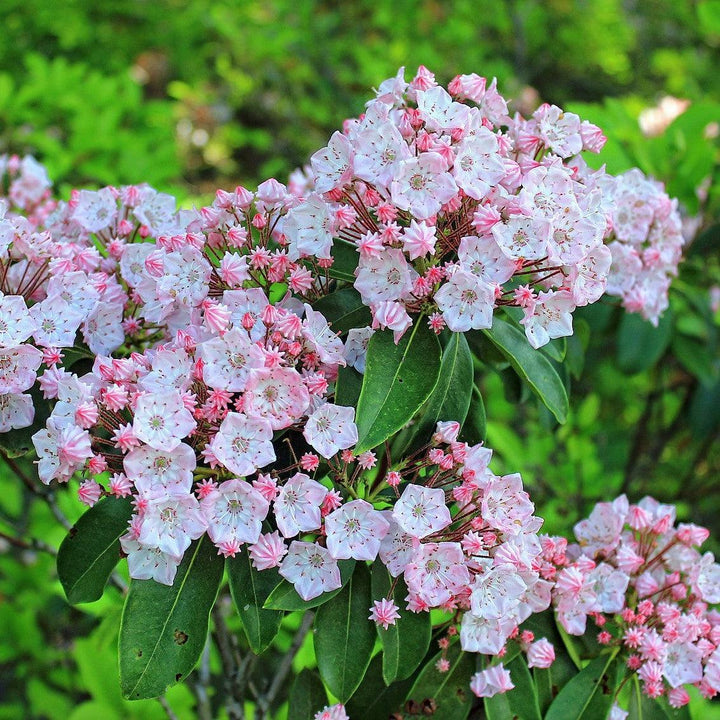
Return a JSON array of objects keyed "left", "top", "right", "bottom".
[{"left": 255, "top": 612, "right": 315, "bottom": 720}]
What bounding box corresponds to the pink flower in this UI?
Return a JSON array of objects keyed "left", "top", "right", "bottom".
[
  {"left": 78, "top": 479, "right": 102, "bottom": 507},
  {"left": 390, "top": 152, "right": 458, "bottom": 220},
  {"left": 279, "top": 541, "right": 342, "bottom": 601},
  {"left": 133, "top": 390, "right": 196, "bottom": 451},
  {"left": 369, "top": 598, "right": 401, "bottom": 630},
  {"left": 248, "top": 531, "right": 287, "bottom": 570},
  {"left": 393, "top": 484, "right": 452, "bottom": 539},
  {"left": 470, "top": 663, "right": 515, "bottom": 698},
  {"left": 303, "top": 403, "right": 358, "bottom": 459},
  {"left": 208, "top": 412, "right": 276, "bottom": 477},
  {"left": 243, "top": 366, "right": 310, "bottom": 430},
  {"left": 325, "top": 499, "right": 390, "bottom": 561},
  {"left": 527, "top": 638, "right": 555, "bottom": 669},
  {"left": 201, "top": 479, "right": 270, "bottom": 548},
  {"left": 371, "top": 301, "right": 413, "bottom": 343},
  {"left": 274, "top": 473, "right": 326, "bottom": 538}
]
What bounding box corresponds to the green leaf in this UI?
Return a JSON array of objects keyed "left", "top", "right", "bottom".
[
  {"left": 345, "top": 653, "right": 416, "bottom": 720},
  {"left": 328, "top": 240, "right": 359, "bottom": 283},
  {"left": 314, "top": 562, "right": 375, "bottom": 702},
  {"left": 402, "top": 332, "right": 474, "bottom": 453},
  {"left": 406, "top": 643, "right": 475, "bottom": 720},
  {"left": 335, "top": 365, "right": 364, "bottom": 409},
  {"left": 545, "top": 652, "right": 620, "bottom": 720},
  {"left": 484, "top": 689, "right": 514, "bottom": 720},
  {"left": 57, "top": 496, "right": 133, "bottom": 604},
  {"left": 628, "top": 676, "right": 691, "bottom": 719},
  {"left": 119, "top": 537, "right": 224, "bottom": 700},
  {"left": 227, "top": 551, "right": 283, "bottom": 654},
  {"left": 616, "top": 312, "right": 673, "bottom": 374},
  {"left": 501, "top": 655, "right": 542, "bottom": 720},
  {"left": 542, "top": 337, "right": 567, "bottom": 363},
  {"left": 287, "top": 670, "right": 328, "bottom": 720},
  {"left": 371, "top": 562, "right": 431, "bottom": 684},
  {"left": 313, "top": 287, "right": 372, "bottom": 335},
  {"left": 460, "top": 383, "right": 487, "bottom": 444},
  {"left": 479, "top": 318, "right": 569, "bottom": 423},
  {"left": 264, "top": 559, "right": 355, "bottom": 611},
  {"left": 689, "top": 378, "right": 720, "bottom": 439},
  {"left": 355, "top": 322, "right": 442, "bottom": 453},
  {"left": 0, "top": 384, "right": 52, "bottom": 457},
  {"left": 671, "top": 334, "right": 718, "bottom": 385}
]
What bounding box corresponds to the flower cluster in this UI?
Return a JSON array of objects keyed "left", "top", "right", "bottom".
[
  {"left": 0, "top": 65, "right": 694, "bottom": 711},
  {"left": 601, "top": 169, "right": 685, "bottom": 325},
  {"left": 543, "top": 495, "right": 720, "bottom": 710},
  {"left": 282, "top": 66, "right": 682, "bottom": 347}
]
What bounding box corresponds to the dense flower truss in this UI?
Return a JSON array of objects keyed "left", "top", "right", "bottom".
[
  {"left": 0, "top": 66, "right": 694, "bottom": 711},
  {"left": 543, "top": 495, "right": 720, "bottom": 711},
  {"left": 282, "top": 66, "right": 683, "bottom": 347}
]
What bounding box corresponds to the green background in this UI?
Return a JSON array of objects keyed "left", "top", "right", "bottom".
[{"left": 0, "top": 1, "right": 719, "bottom": 717}]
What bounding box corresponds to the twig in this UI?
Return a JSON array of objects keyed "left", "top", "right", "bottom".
[
  {"left": 256, "top": 612, "right": 315, "bottom": 719},
  {"left": 0, "top": 529, "right": 57, "bottom": 555},
  {"left": 158, "top": 695, "right": 179, "bottom": 720},
  {"left": 193, "top": 636, "right": 213, "bottom": 720},
  {"left": 212, "top": 604, "right": 246, "bottom": 720}
]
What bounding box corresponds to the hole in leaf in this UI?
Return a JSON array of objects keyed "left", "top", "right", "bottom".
[
  {"left": 175, "top": 673, "right": 182, "bottom": 681},
  {"left": 136, "top": 649, "right": 143, "bottom": 658},
  {"left": 173, "top": 629, "right": 188, "bottom": 645},
  {"left": 68, "top": 526, "right": 78, "bottom": 538}
]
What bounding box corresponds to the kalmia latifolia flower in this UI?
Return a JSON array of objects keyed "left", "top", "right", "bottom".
[
  {"left": 0, "top": 66, "right": 692, "bottom": 708},
  {"left": 543, "top": 495, "right": 720, "bottom": 711},
  {"left": 281, "top": 66, "right": 682, "bottom": 348}
]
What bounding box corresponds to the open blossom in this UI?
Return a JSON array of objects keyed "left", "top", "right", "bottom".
[
  {"left": 208, "top": 413, "right": 276, "bottom": 477},
  {"left": 201, "top": 479, "right": 270, "bottom": 549},
  {"left": 303, "top": 403, "right": 358, "bottom": 458},
  {"left": 243, "top": 366, "right": 310, "bottom": 430},
  {"left": 470, "top": 663, "right": 515, "bottom": 698},
  {"left": 124, "top": 442, "right": 196, "bottom": 496},
  {"left": 137, "top": 492, "right": 207, "bottom": 557},
  {"left": 434, "top": 269, "right": 495, "bottom": 332},
  {"left": 279, "top": 540, "right": 342, "bottom": 601},
  {"left": 273, "top": 473, "right": 326, "bottom": 538},
  {"left": 133, "top": 391, "right": 196, "bottom": 451},
  {"left": 325, "top": 499, "right": 390, "bottom": 561},
  {"left": 393, "top": 484, "right": 452, "bottom": 539}
]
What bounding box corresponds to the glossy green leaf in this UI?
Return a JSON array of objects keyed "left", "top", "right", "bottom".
[
  {"left": 502, "top": 655, "right": 542, "bottom": 720},
  {"left": 314, "top": 562, "right": 375, "bottom": 702},
  {"left": 328, "top": 240, "right": 359, "bottom": 283},
  {"left": 628, "top": 675, "right": 691, "bottom": 720},
  {"left": 405, "top": 644, "right": 475, "bottom": 720},
  {"left": 402, "top": 332, "right": 474, "bottom": 453},
  {"left": 542, "top": 337, "right": 567, "bottom": 363},
  {"left": 0, "top": 384, "right": 52, "bottom": 457},
  {"left": 57, "top": 496, "right": 133, "bottom": 604},
  {"left": 227, "top": 551, "right": 283, "bottom": 654},
  {"left": 119, "top": 537, "right": 224, "bottom": 699},
  {"left": 355, "top": 322, "right": 441, "bottom": 453},
  {"left": 480, "top": 318, "right": 569, "bottom": 423},
  {"left": 617, "top": 311, "right": 673, "bottom": 374},
  {"left": 264, "top": 559, "right": 355, "bottom": 611},
  {"left": 335, "top": 365, "right": 364, "bottom": 409},
  {"left": 689, "top": 378, "right": 720, "bottom": 438},
  {"left": 460, "top": 383, "right": 487, "bottom": 444},
  {"left": 371, "top": 563, "right": 431, "bottom": 684},
  {"left": 672, "top": 334, "right": 718, "bottom": 385},
  {"left": 545, "top": 652, "right": 620, "bottom": 720},
  {"left": 313, "top": 287, "right": 371, "bottom": 335},
  {"left": 287, "top": 669, "right": 328, "bottom": 720},
  {"left": 345, "top": 653, "right": 416, "bottom": 720}
]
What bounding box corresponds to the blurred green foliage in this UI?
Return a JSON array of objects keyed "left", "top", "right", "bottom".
[{"left": 0, "top": 0, "right": 719, "bottom": 717}]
